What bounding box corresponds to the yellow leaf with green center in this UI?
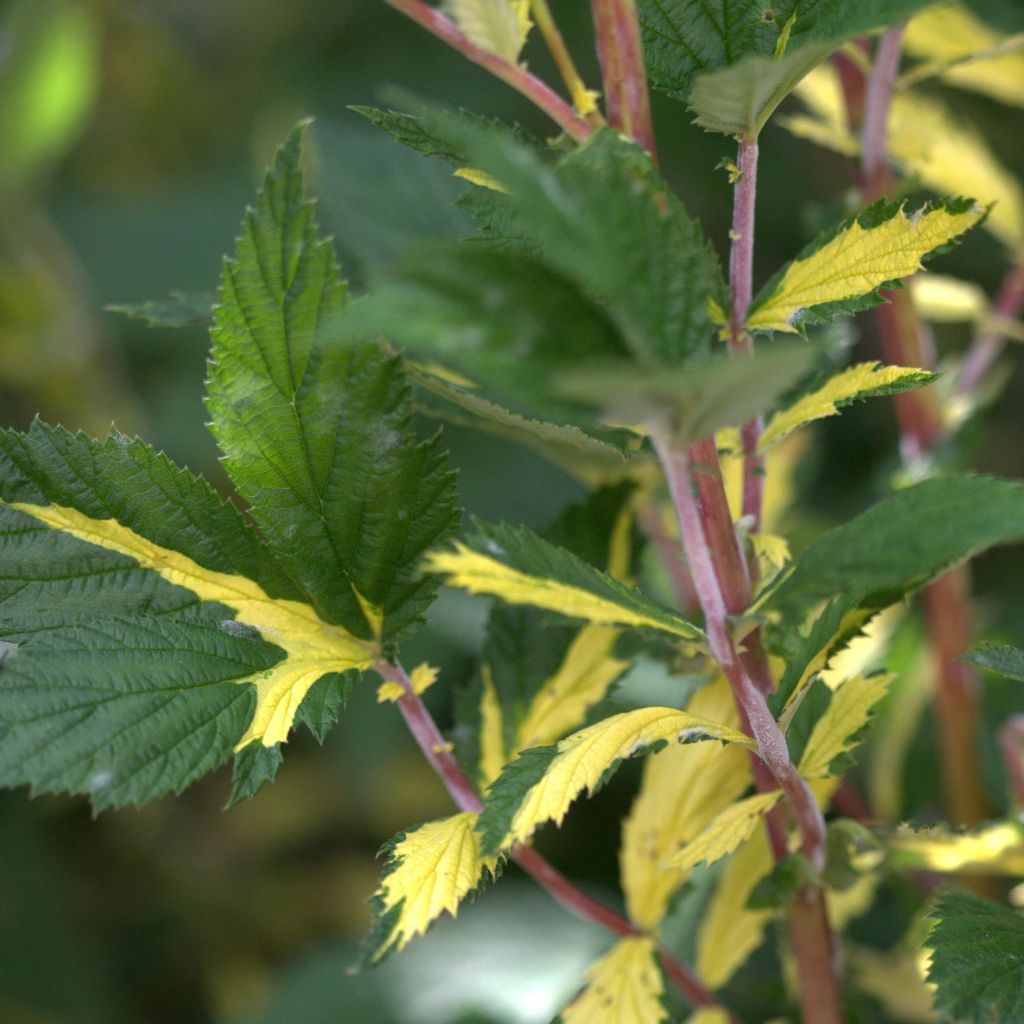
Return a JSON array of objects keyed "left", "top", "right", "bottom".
[
  {"left": 668, "top": 791, "right": 783, "bottom": 871},
  {"left": 759, "top": 363, "right": 937, "bottom": 451},
  {"left": 11, "top": 502, "right": 377, "bottom": 748},
  {"left": 424, "top": 527, "right": 703, "bottom": 644},
  {"left": 560, "top": 936, "right": 668, "bottom": 1024},
  {"left": 367, "top": 811, "right": 497, "bottom": 961},
  {"left": 478, "top": 705, "right": 754, "bottom": 855},
  {"left": 747, "top": 200, "right": 986, "bottom": 334}
]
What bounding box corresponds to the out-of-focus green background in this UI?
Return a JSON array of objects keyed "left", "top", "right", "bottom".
[{"left": 2, "top": 2, "right": 1023, "bottom": 1022}]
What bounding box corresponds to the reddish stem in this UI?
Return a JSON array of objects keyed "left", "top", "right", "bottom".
[
  {"left": 377, "top": 661, "right": 729, "bottom": 1014},
  {"left": 856, "top": 25, "right": 992, "bottom": 829},
  {"left": 958, "top": 264, "right": 1024, "bottom": 397},
  {"left": 382, "top": 0, "right": 593, "bottom": 142},
  {"left": 998, "top": 715, "right": 1024, "bottom": 809},
  {"left": 588, "top": 0, "right": 658, "bottom": 158}
]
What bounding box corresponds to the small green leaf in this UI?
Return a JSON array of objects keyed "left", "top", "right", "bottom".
[
  {"left": 229, "top": 740, "right": 283, "bottom": 807},
  {"left": 295, "top": 672, "right": 354, "bottom": 743},
  {"left": 747, "top": 852, "right": 816, "bottom": 910},
  {"left": 961, "top": 642, "right": 1024, "bottom": 682},
  {"left": 107, "top": 291, "right": 212, "bottom": 329},
  {"left": 926, "top": 889, "right": 1024, "bottom": 1023}
]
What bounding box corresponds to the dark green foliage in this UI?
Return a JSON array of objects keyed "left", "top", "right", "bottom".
[
  {"left": 926, "top": 889, "right": 1024, "bottom": 1023},
  {"left": 639, "top": 0, "right": 932, "bottom": 106},
  {"left": 0, "top": 611, "right": 268, "bottom": 810},
  {"left": 295, "top": 672, "right": 354, "bottom": 743},
  {"left": 207, "top": 122, "right": 459, "bottom": 646},
  {"left": 764, "top": 475, "right": 1024, "bottom": 632},
  {"left": 230, "top": 740, "right": 284, "bottom": 807}
]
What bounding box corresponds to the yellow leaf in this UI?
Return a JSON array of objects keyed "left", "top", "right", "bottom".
[
  {"left": 620, "top": 675, "right": 752, "bottom": 929},
  {"left": 890, "top": 91, "right": 1024, "bottom": 254},
  {"left": 904, "top": 3, "right": 1024, "bottom": 109},
  {"left": 560, "top": 936, "right": 667, "bottom": 1024},
  {"left": 750, "top": 532, "right": 791, "bottom": 571},
  {"left": 668, "top": 791, "right": 783, "bottom": 871},
  {"left": 797, "top": 673, "right": 892, "bottom": 780},
  {"left": 377, "top": 662, "right": 439, "bottom": 704},
  {"left": 759, "top": 363, "right": 935, "bottom": 450},
  {"left": 11, "top": 502, "right": 376, "bottom": 748},
  {"left": 447, "top": 0, "right": 531, "bottom": 63},
  {"left": 697, "top": 828, "right": 775, "bottom": 988},
  {"left": 423, "top": 542, "right": 702, "bottom": 642},
  {"left": 370, "top": 811, "right": 496, "bottom": 960},
  {"left": 910, "top": 273, "right": 990, "bottom": 322},
  {"left": 454, "top": 167, "right": 509, "bottom": 193},
  {"left": 746, "top": 202, "right": 986, "bottom": 334},
  {"left": 686, "top": 1012, "right": 731, "bottom": 1024},
  {"left": 497, "top": 706, "right": 754, "bottom": 852},
  {"left": 513, "top": 625, "right": 629, "bottom": 751},
  {"left": 787, "top": 66, "right": 1024, "bottom": 253},
  {"left": 887, "top": 820, "right": 1024, "bottom": 875},
  {"left": 479, "top": 665, "right": 507, "bottom": 786}
]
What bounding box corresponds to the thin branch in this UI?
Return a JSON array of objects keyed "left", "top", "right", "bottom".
[
  {"left": 382, "top": 0, "right": 593, "bottom": 142},
  {"left": 529, "top": 0, "right": 605, "bottom": 128},
  {"left": 998, "top": 715, "right": 1024, "bottom": 809},
  {"left": 650, "top": 433, "right": 844, "bottom": 1024},
  {"left": 957, "top": 264, "right": 1024, "bottom": 397},
  {"left": 860, "top": 23, "right": 907, "bottom": 195},
  {"left": 375, "top": 660, "right": 731, "bottom": 1015},
  {"left": 588, "top": 0, "right": 658, "bottom": 157}
]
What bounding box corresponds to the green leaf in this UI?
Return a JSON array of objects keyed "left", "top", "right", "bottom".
[
  {"left": 747, "top": 852, "right": 816, "bottom": 910},
  {"left": 762, "top": 475, "right": 1024, "bottom": 634},
  {"left": 926, "top": 889, "right": 1024, "bottom": 1023},
  {"left": 961, "top": 642, "right": 1024, "bottom": 682},
  {"left": 346, "top": 244, "right": 631, "bottom": 433},
  {"left": 0, "top": 611, "right": 266, "bottom": 811},
  {"left": 554, "top": 341, "right": 817, "bottom": 443},
  {"left": 229, "top": 740, "right": 284, "bottom": 807},
  {"left": 107, "top": 291, "right": 212, "bottom": 329},
  {"left": 454, "top": 125, "right": 724, "bottom": 366},
  {"left": 747, "top": 199, "right": 986, "bottom": 335},
  {"left": 425, "top": 520, "right": 704, "bottom": 643},
  {"left": 206, "top": 122, "right": 459, "bottom": 646},
  {"left": 295, "top": 672, "right": 354, "bottom": 742},
  {"left": 639, "top": 0, "right": 932, "bottom": 134},
  {"left": 406, "top": 361, "right": 636, "bottom": 484}
]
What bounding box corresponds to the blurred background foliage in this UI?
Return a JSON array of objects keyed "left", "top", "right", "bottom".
[{"left": 1, "top": 1, "right": 1023, "bottom": 1022}]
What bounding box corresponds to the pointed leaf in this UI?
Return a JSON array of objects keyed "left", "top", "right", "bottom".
[
  {"left": 962, "top": 642, "right": 1024, "bottom": 682},
  {"left": 887, "top": 822, "right": 1024, "bottom": 876},
  {"left": 447, "top": 0, "right": 531, "bottom": 63},
  {"left": 763, "top": 475, "right": 1024, "bottom": 633},
  {"left": 477, "top": 706, "right": 754, "bottom": 855},
  {"left": 747, "top": 199, "right": 986, "bottom": 334},
  {"left": 365, "top": 811, "right": 496, "bottom": 963},
  {"left": 207, "top": 122, "right": 459, "bottom": 644},
  {"left": 668, "top": 791, "right": 783, "bottom": 871},
  {"left": 759, "top": 363, "right": 938, "bottom": 451},
  {"left": 558, "top": 936, "right": 668, "bottom": 1024},
  {"left": 796, "top": 673, "right": 892, "bottom": 780},
  {"left": 425, "top": 521, "right": 703, "bottom": 643}
]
